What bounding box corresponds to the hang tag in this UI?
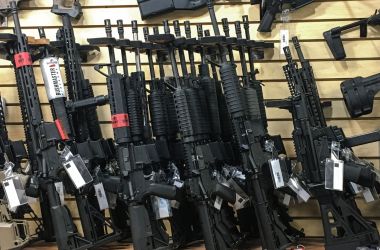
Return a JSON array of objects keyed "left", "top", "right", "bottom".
[
  {"left": 2, "top": 177, "right": 28, "bottom": 209},
  {"left": 362, "top": 187, "right": 379, "bottom": 203},
  {"left": 234, "top": 193, "right": 248, "bottom": 210},
  {"left": 170, "top": 200, "right": 181, "bottom": 209},
  {"left": 63, "top": 155, "right": 93, "bottom": 189},
  {"left": 324, "top": 159, "right": 344, "bottom": 191},
  {"left": 107, "top": 192, "right": 117, "bottom": 209},
  {"left": 152, "top": 196, "right": 172, "bottom": 219},
  {"left": 325, "top": 142, "right": 344, "bottom": 191},
  {"left": 280, "top": 30, "right": 289, "bottom": 55},
  {"left": 214, "top": 196, "right": 223, "bottom": 210},
  {"left": 283, "top": 193, "right": 291, "bottom": 206},
  {"left": 54, "top": 182, "right": 65, "bottom": 205},
  {"left": 173, "top": 180, "right": 184, "bottom": 188},
  {"left": 349, "top": 182, "right": 363, "bottom": 194},
  {"left": 94, "top": 183, "right": 109, "bottom": 211},
  {"left": 287, "top": 177, "right": 310, "bottom": 203},
  {"left": 269, "top": 158, "right": 289, "bottom": 189}
]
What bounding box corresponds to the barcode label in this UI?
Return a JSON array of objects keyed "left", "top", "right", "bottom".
[
  {"left": 3, "top": 179, "right": 20, "bottom": 208},
  {"left": 214, "top": 196, "right": 223, "bottom": 210},
  {"left": 280, "top": 30, "right": 289, "bottom": 55}
]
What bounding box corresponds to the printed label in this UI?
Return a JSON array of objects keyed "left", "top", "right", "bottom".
[
  {"left": 40, "top": 57, "right": 65, "bottom": 100},
  {"left": 280, "top": 30, "right": 289, "bottom": 55},
  {"left": 269, "top": 158, "right": 285, "bottom": 189}
]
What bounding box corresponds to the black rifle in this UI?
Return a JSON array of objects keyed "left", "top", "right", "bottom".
[
  {"left": 1, "top": 2, "right": 97, "bottom": 249},
  {"left": 89, "top": 19, "right": 180, "bottom": 250},
  {"left": 268, "top": 37, "right": 380, "bottom": 250},
  {"left": 137, "top": 0, "right": 207, "bottom": 19},
  {"left": 251, "top": 0, "right": 313, "bottom": 32},
  {"left": 149, "top": 19, "right": 246, "bottom": 249},
  {"left": 341, "top": 73, "right": 380, "bottom": 118},
  {"left": 203, "top": 0, "right": 307, "bottom": 248},
  {"left": 324, "top": 9, "right": 380, "bottom": 60},
  {"left": 37, "top": 26, "right": 123, "bottom": 247}
]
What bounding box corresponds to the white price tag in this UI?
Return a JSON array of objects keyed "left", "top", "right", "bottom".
[
  {"left": 269, "top": 159, "right": 285, "bottom": 189},
  {"left": 283, "top": 193, "right": 291, "bottom": 206},
  {"left": 332, "top": 161, "right": 344, "bottom": 191},
  {"left": 63, "top": 160, "right": 86, "bottom": 189},
  {"left": 280, "top": 30, "right": 289, "bottom": 55},
  {"left": 94, "top": 183, "right": 109, "bottom": 211},
  {"left": 214, "top": 196, "right": 223, "bottom": 210},
  {"left": 173, "top": 180, "right": 184, "bottom": 188},
  {"left": 233, "top": 193, "right": 248, "bottom": 210},
  {"left": 55, "top": 182, "right": 65, "bottom": 205},
  {"left": 3, "top": 179, "right": 20, "bottom": 209}
]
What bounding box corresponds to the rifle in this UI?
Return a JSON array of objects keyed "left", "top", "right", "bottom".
[
  {"left": 251, "top": 0, "right": 313, "bottom": 32},
  {"left": 89, "top": 19, "right": 180, "bottom": 250},
  {"left": 148, "top": 19, "right": 249, "bottom": 249},
  {"left": 341, "top": 73, "right": 380, "bottom": 118},
  {"left": 137, "top": 0, "right": 207, "bottom": 19},
  {"left": 324, "top": 10, "right": 380, "bottom": 60},
  {"left": 268, "top": 36, "right": 380, "bottom": 250},
  {"left": 37, "top": 26, "right": 123, "bottom": 247},
  {"left": 1, "top": 2, "right": 94, "bottom": 249}
]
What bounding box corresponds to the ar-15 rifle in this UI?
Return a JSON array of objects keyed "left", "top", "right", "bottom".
[
  {"left": 36, "top": 27, "right": 123, "bottom": 247},
  {"left": 148, "top": 19, "right": 247, "bottom": 249},
  {"left": 89, "top": 19, "right": 181, "bottom": 250},
  {"left": 268, "top": 36, "right": 380, "bottom": 250},
  {"left": 324, "top": 10, "right": 380, "bottom": 60},
  {"left": 201, "top": 0, "right": 301, "bottom": 248},
  {"left": 251, "top": 0, "right": 313, "bottom": 32},
  {"left": 0, "top": 2, "right": 97, "bottom": 249},
  {"left": 341, "top": 72, "right": 380, "bottom": 118},
  {"left": 137, "top": 0, "right": 207, "bottom": 19}
]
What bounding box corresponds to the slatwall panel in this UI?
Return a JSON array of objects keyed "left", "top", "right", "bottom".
[{"left": 1, "top": 0, "right": 379, "bottom": 238}]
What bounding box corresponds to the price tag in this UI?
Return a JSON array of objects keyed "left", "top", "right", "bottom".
[
  {"left": 62, "top": 154, "right": 93, "bottom": 189},
  {"left": 94, "top": 183, "right": 109, "bottom": 211},
  {"left": 234, "top": 193, "right": 248, "bottom": 210},
  {"left": 173, "top": 180, "right": 184, "bottom": 188},
  {"left": 214, "top": 196, "right": 223, "bottom": 210},
  {"left": 3, "top": 179, "right": 20, "bottom": 209},
  {"left": 269, "top": 158, "right": 285, "bottom": 189},
  {"left": 152, "top": 196, "right": 172, "bottom": 219},
  {"left": 362, "top": 187, "right": 379, "bottom": 203},
  {"left": 63, "top": 160, "right": 86, "bottom": 189},
  {"left": 283, "top": 193, "right": 291, "bottom": 206},
  {"left": 54, "top": 182, "right": 65, "bottom": 205},
  {"left": 280, "top": 30, "right": 289, "bottom": 55}
]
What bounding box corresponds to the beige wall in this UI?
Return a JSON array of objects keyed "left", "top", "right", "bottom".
[{"left": 1, "top": 0, "right": 379, "bottom": 237}]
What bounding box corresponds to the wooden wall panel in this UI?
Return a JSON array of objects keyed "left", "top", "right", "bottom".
[{"left": 0, "top": 0, "right": 378, "bottom": 239}]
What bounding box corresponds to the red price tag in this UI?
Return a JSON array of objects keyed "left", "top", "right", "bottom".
[
  {"left": 14, "top": 52, "right": 33, "bottom": 68},
  {"left": 112, "top": 114, "right": 130, "bottom": 128}
]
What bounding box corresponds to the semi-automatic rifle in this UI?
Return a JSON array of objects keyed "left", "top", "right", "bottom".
[
  {"left": 268, "top": 37, "right": 380, "bottom": 250},
  {"left": 0, "top": 2, "right": 100, "bottom": 249},
  {"left": 88, "top": 19, "right": 182, "bottom": 250}
]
